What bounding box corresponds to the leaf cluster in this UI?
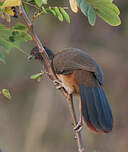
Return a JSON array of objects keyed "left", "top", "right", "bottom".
[
  {"left": 70, "top": 0, "right": 121, "bottom": 26},
  {"left": 0, "top": 0, "right": 121, "bottom": 26},
  {"left": 0, "top": 0, "right": 21, "bottom": 22},
  {"left": 23, "top": 0, "right": 70, "bottom": 23},
  {"left": 32, "top": 6, "right": 70, "bottom": 23},
  {"left": 0, "top": 23, "right": 31, "bottom": 64},
  {"left": 0, "top": 0, "right": 121, "bottom": 100}
]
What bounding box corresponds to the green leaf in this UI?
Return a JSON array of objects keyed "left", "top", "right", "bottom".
[
  {"left": 42, "top": 0, "right": 48, "bottom": 4},
  {"left": 107, "top": 3, "right": 120, "bottom": 15},
  {"left": 75, "top": 0, "right": 80, "bottom": 7},
  {"left": 37, "top": 76, "right": 41, "bottom": 82},
  {"left": 34, "top": 0, "right": 42, "bottom": 7},
  {"left": 89, "top": 0, "right": 113, "bottom": 5},
  {"left": 0, "top": 2, "right": 4, "bottom": 6},
  {"left": 12, "top": 23, "right": 28, "bottom": 32},
  {"left": 2, "top": 89, "right": 12, "bottom": 100},
  {"left": 23, "top": 3, "right": 29, "bottom": 13},
  {"left": 49, "top": 7, "right": 57, "bottom": 16},
  {"left": 75, "top": 0, "right": 121, "bottom": 26},
  {"left": 54, "top": 7, "right": 63, "bottom": 22},
  {"left": 88, "top": 5, "right": 96, "bottom": 26},
  {"left": 0, "top": 24, "right": 12, "bottom": 35},
  {"left": 0, "top": 52, "right": 6, "bottom": 64},
  {"left": 60, "top": 8, "right": 70, "bottom": 23},
  {"left": 1, "top": 0, "right": 21, "bottom": 8},
  {"left": 76, "top": 0, "right": 89, "bottom": 16},
  {"left": 89, "top": 0, "right": 121, "bottom": 26},
  {"left": 89, "top": 0, "right": 120, "bottom": 15},
  {"left": 34, "top": 0, "right": 47, "bottom": 7},
  {"left": 30, "top": 73, "right": 43, "bottom": 79},
  {"left": 26, "top": 0, "right": 33, "bottom": 2},
  {"left": 95, "top": 5, "right": 121, "bottom": 26},
  {"left": 0, "top": 23, "right": 31, "bottom": 55}
]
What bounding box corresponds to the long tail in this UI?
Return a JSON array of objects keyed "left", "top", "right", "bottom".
[{"left": 79, "top": 85, "right": 113, "bottom": 133}]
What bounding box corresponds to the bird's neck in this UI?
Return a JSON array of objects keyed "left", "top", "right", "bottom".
[
  {"left": 40, "top": 46, "right": 54, "bottom": 72},
  {"left": 42, "top": 46, "right": 54, "bottom": 61}
]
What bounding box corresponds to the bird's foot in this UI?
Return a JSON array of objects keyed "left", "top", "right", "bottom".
[
  {"left": 53, "top": 79, "right": 63, "bottom": 89},
  {"left": 74, "top": 121, "right": 83, "bottom": 132}
]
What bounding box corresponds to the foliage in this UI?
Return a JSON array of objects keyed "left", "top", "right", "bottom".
[
  {"left": 72, "top": 0, "right": 121, "bottom": 26},
  {"left": 0, "top": 0, "right": 21, "bottom": 22},
  {"left": 0, "top": 0, "right": 121, "bottom": 25},
  {"left": 36, "top": 6, "right": 70, "bottom": 23},
  {"left": 0, "top": 0, "right": 121, "bottom": 65},
  {"left": 0, "top": 0, "right": 121, "bottom": 98},
  {"left": 30, "top": 71, "right": 48, "bottom": 82},
  {"left": 24, "top": 0, "right": 121, "bottom": 26},
  {"left": 0, "top": 23, "right": 31, "bottom": 64},
  {"left": 0, "top": 89, "right": 12, "bottom": 100}
]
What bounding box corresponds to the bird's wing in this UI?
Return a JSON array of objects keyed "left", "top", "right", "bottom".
[
  {"left": 74, "top": 70, "right": 113, "bottom": 133},
  {"left": 53, "top": 48, "right": 104, "bottom": 85}
]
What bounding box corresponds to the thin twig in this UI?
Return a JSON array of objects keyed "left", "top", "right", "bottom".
[
  {"left": 22, "top": 1, "right": 39, "bottom": 10},
  {"left": 18, "top": 3, "right": 85, "bottom": 152}
]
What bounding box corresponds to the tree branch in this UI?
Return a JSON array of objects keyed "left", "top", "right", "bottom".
[{"left": 18, "top": 3, "right": 85, "bottom": 152}]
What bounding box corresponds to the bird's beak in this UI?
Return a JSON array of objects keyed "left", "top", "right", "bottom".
[{"left": 28, "top": 55, "right": 33, "bottom": 60}]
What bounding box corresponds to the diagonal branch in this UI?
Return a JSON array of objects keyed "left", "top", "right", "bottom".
[{"left": 18, "top": 3, "right": 85, "bottom": 152}]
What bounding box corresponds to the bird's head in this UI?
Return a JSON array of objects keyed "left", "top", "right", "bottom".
[
  {"left": 28, "top": 46, "right": 54, "bottom": 61},
  {"left": 28, "top": 47, "right": 43, "bottom": 61}
]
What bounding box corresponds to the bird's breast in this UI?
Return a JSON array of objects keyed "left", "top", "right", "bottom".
[{"left": 56, "top": 71, "right": 79, "bottom": 95}]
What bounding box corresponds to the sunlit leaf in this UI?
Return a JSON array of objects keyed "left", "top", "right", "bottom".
[
  {"left": 30, "top": 73, "right": 43, "bottom": 79},
  {"left": 89, "top": 0, "right": 121, "bottom": 26},
  {"left": 5, "top": 7, "right": 14, "bottom": 16},
  {"left": 104, "top": 3, "right": 120, "bottom": 15},
  {"left": 49, "top": 7, "right": 57, "bottom": 16},
  {"left": 37, "top": 76, "right": 41, "bottom": 82},
  {"left": 60, "top": 8, "right": 70, "bottom": 23},
  {"left": 87, "top": 5, "right": 96, "bottom": 26},
  {"left": 89, "top": 0, "right": 120, "bottom": 15},
  {"left": 54, "top": 7, "right": 63, "bottom": 22},
  {"left": 34, "top": 0, "right": 47, "bottom": 7},
  {"left": 69, "top": 0, "right": 78, "bottom": 13},
  {"left": 74, "top": 0, "right": 121, "bottom": 26},
  {"left": 1, "top": 0, "right": 21, "bottom": 8},
  {"left": 2, "top": 89, "right": 12, "bottom": 100},
  {"left": 42, "top": 0, "right": 47, "bottom": 4},
  {"left": 23, "top": 3, "right": 29, "bottom": 13},
  {"left": 96, "top": 8, "right": 121, "bottom": 26},
  {"left": 76, "top": 0, "right": 88, "bottom": 16}
]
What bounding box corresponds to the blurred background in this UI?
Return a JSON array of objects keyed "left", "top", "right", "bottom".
[{"left": 0, "top": 0, "right": 128, "bottom": 152}]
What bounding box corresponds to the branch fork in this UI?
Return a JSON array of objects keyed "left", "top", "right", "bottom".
[{"left": 19, "top": 3, "right": 85, "bottom": 152}]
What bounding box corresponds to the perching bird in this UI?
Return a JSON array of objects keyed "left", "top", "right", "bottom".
[{"left": 28, "top": 46, "right": 113, "bottom": 133}]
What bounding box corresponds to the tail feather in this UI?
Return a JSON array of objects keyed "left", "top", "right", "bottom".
[
  {"left": 79, "top": 85, "right": 113, "bottom": 133},
  {"left": 93, "top": 88, "right": 113, "bottom": 131},
  {"left": 80, "top": 87, "right": 98, "bottom": 132}
]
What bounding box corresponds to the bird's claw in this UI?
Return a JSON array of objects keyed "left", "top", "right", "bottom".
[
  {"left": 74, "top": 121, "right": 83, "bottom": 132},
  {"left": 53, "top": 80, "right": 63, "bottom": 89}
]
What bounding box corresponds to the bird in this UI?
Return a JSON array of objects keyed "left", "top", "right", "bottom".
[{"left": 28, "top": 46, "right": 113, "bottom": 133}]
